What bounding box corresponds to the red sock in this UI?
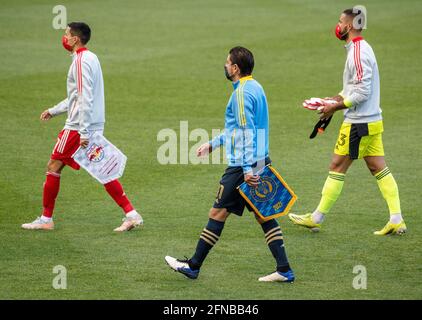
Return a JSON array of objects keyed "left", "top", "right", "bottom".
[
  {"left": 42, "top": 172, "right": 61, "bottom": 218},
  {"left": 104, "top": 179, "right": 134, "bottom": 214}
]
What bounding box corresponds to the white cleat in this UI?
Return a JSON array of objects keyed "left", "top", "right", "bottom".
[
  {"left": 113, "top": 214, "right": 143, "bottom": 232},
  {"left": 258, "top": 270, "right": 295, "bottom": 283},
  {"left": 164, "top": 256, "right": 199, "bottom": 279},
  {"left": 165, "top": 256, "right": 189, "bottom": 271},
  {"left": 21, "top": 217, "right": 54, "bottom": 230}
]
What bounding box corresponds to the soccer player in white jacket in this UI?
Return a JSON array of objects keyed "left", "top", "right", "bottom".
[
  {"left": 289, "top": 8, "right": 406, "bottom": 235},
  {"left": 22, "top": 22, "right": 143, "bottom": 232}
]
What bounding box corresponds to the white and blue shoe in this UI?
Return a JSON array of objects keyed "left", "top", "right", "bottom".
[
  {"left": 258, "top": 270, "right": 295, "bottom": 283},
  {"left": 165, "top": 256, "right": 200, "bottom": 279}
]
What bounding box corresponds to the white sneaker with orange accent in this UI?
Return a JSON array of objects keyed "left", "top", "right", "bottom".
[
  {"left": 113, "top": 213, "right": 143, "bottom": 232},
  {"left": 21, "top": 217, "right": 54, "bottom": 230}
]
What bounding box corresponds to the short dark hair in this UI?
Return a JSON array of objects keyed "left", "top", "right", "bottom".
[
  {"left": 68, "top": 22, "right": 91, "bottom": 45},
  {"left": 342, "top": 8, "right": 364, "bottom": 31},
  {"left": 229, "top": 46, "right": 254, "bottom": 77}
]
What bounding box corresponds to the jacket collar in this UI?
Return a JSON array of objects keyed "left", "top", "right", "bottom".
[
  {"left": 72, "top": 47, "right": 88, "bottom": 57},
  {"left": 233, "top": 75, "right": 253, "bottom": 89},
  {"left": 345, "top": 36, "right": 364, "bottom": 50},
  {"left": 352, "top": 36, "right": 364, "bottom": 43}
]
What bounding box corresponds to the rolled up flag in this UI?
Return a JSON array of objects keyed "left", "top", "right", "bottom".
[{"left": 302, "top": 97, "right": 337, "bottom": 110}]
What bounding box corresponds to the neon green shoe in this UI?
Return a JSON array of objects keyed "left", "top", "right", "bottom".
[
  {"left": 288, "top": 213, "right": 321, "bottom": 232},
  {"left": 374, "top": 220, "right": 407, "bottom": 236}
]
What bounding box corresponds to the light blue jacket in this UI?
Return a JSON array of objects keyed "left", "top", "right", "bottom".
[{"left": 210, "top": 76, "right": 269, "bottom": 174}]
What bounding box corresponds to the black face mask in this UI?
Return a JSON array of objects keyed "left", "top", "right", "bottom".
[{"left": 224, "top": 66, "right": 233, "bottom": 81}]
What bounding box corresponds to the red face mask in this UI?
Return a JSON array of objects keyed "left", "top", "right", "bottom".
[
  {"left": 62, "top": 35, "right": 74, "bottom": 52},
  {"left": 335, "top": 24, "right": 349, "bottom": 41}
]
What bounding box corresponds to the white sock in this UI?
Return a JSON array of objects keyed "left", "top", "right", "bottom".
[
  {"left": 41, "top": 216, "right": 52, "bottom": 223},
  {"left": 311, "top": 210, "right": 325, "bottom": 224},
  {"left": 126, "top": 210, "right": 141, "bottom": 220},
  {"left": 389, "top": 213, "right": 403, "bottom": 224}
]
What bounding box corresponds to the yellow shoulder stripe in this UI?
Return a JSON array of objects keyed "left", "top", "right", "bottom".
[{"left": 236, "top": 82, "right": 247, "bottom": 126}]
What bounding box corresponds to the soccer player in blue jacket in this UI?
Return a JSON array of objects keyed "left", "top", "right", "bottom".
[{"left": 165, "top": 47, "right": 295, "bottom": 282}]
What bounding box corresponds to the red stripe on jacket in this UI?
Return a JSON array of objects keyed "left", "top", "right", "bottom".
[{"left": 354, "top": 41, "right": 363, "bottom": 82}]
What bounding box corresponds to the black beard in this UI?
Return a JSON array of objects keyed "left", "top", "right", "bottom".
[
  {"left": 224, "top": 66, "right": 233, "bottom": 81},
  {"left": 340, "top": 27, "right": 350, "bottom": 41}
]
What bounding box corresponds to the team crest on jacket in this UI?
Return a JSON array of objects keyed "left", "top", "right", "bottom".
[
  {"left": 250, "top": 176, "right": 278, "bottom": 203},
  {"left": 86, "top": 144, "right": 105, "bottom": 162}
]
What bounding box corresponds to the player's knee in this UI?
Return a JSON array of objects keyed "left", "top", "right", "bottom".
[
  {"left": 208, "top": 208, "right": 228, "bottom": 222},
  {"left": 366, "top": 162, "right": 385, "bottom": 175},
  {"left": 329, "top": 161, "right": 341, "bottom": 172},
  {"left": 367, "top": 164, "right": 380, "bottom": 175},
  {"left": 47, "top": 159, "right": 64, "bottom": 174},
  {"left": 364, "top": 157, "right": 386, "bottom": 176},
  {"left": 329, "top": 159, "right": 349, "bottom": 173}
]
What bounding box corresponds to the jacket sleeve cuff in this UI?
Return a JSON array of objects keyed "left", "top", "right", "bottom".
[
  {"left": 209, "top": 133, "right": 223, "bottom": 150},
  {"left": 343, "top": 97, "right": 353, "bottom": 108},
  {"left": 209, "top": 139, "right": 218, "bottom": 150},
  {"left": 242, "top": 166, "right": 253, "bottom": 175},
  {"left": 79, "top": 132, "right": 90, "bottom": 140},
  {"left": 48, "top": 107, "right": 57, "bottom": 116}
]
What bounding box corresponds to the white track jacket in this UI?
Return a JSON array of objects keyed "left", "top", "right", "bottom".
[
  {"left": 48, "top": 48, "right": 105, "bottom": 139},
  {"left": 341, "top": 37, "right": 382, "bottom": 124}
]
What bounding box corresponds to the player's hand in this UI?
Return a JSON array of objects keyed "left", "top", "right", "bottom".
[
  {"left": 40, "top": 110, "right": 52, "bottom": 121},
  {"left": 318, "top": 101, "right": 337, "bottom": 120},
  {"left": 196, "top": 143, "right": 212, "bottom": 157},
  {"left": 80, "top": 138, "right": 89, "bottom": 148},
  {"left": 244, "top": 173, "right": 260, "bottom": 187}
]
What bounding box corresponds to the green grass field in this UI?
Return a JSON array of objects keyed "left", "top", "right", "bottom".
[{"left": 0, "top": 0, "right": 421, "bottom": 300}]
